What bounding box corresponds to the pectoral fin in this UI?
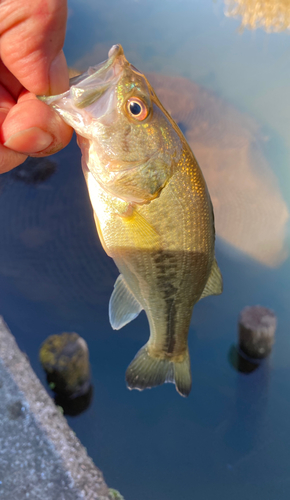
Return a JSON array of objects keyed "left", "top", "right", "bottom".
[
  {"left": 109, "top": 274, "right": 143, "bottom": 330},
  {"left": 199, "top": 258, "right": 223, "bottom": 300},
  {"left": 120, "top": 210, "right": 160, "bottom": 249}
]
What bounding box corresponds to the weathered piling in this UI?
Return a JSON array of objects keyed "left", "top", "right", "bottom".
[
  {"left": 40, "top": 332, "right": 91, "bottom": 398},
  {"left": 238, "top": 305, "right": 277, "bottom": 359}
]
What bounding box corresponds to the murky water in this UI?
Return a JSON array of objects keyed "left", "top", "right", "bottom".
[{"left": 1, "top": 1, "right": 290, "bottom": 499}]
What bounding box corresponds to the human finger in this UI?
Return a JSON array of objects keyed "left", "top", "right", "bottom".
[
  {"left": 0, "top": 60, "right": 22, "bottom": 101},
  {"left": 1, "top": 96, "right": 73, "bottom": 156},
  {"left": 0, "top": 108, "right": 27, "bottom": 173},
  {"left": 0, "top": 0, "right": 68, "bottom": 96}
]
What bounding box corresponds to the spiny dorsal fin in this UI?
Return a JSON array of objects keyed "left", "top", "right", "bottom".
[
  {"left": 200, "top": 258, "right": 223, "bottom": 300},
  {"left": 109, "top": 274, "right": 143, "bottom": 330}
]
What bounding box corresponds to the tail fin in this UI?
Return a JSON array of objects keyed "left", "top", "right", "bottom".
[{"left": 125, "top": 344, "right": 192, "bottom": 397}]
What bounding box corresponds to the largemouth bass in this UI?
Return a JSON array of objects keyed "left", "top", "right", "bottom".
[{"left": 39, "top": 45, "right": 222, "bottom": 397}]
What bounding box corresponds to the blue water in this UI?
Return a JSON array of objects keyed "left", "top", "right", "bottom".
[{"left": 1, "top": 1, "right": 290, "bottom": 499}]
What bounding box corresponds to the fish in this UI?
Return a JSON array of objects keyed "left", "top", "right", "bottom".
[{"left": 39, "top": 44, "right": 223, "bottom": 397}]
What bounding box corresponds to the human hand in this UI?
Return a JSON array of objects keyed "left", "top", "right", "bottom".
[{"left": 0, "top": 0, "right": 73, "bottom": 174}]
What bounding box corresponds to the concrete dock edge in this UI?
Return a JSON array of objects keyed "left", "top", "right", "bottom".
[{"left": 0, "top": 316, "right": 113, "bottom": 500}]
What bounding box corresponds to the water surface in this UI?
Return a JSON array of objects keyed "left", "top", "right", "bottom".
[{"left": 1, "top": 1, "right": 290, "bottom": 499}]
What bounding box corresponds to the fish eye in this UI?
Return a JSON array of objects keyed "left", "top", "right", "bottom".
[{"left": 126, "top": 97, "right": 148, "bottom": 121}]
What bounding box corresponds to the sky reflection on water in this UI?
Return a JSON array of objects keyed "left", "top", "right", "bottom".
[{"left": 1, "top": 1, "right": 290, "bottom": 499}]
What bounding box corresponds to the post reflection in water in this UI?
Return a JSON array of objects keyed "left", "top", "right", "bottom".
[
  {"left": 225, "top": 357, "right": 270, "bottom": 456},
  {"left": 228, "top": 344, "right": 260, "bottom": 374}
]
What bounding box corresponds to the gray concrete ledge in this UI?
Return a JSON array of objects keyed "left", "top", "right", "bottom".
[{"left": 0, "top": 316, "right": 112, "bottom": 500}]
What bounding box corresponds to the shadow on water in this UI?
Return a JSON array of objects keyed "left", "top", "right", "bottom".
[{"left": 11, "top": 157, "right": 58, "bottom": 185}]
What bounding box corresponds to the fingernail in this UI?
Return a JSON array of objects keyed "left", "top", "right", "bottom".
[
  {"left": 4, "top": 127, "right": 53, "bottom": 154},
  {"left": 49, "top": 50, "right": 69, "bottom": 95}
]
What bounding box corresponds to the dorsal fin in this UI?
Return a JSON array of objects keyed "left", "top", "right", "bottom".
[
  {"left": 109, "top": 274, "right": 143, "bottom": 330},
  {"left": 199, "top": 258, "right": 223, "bottom": 300}
]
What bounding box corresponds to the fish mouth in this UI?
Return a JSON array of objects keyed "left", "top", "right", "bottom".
[
  {"left": 37, "top": 44, "right": 131, "bottom": 133},
  {"left": 69, "top": 44, "right": 127, "bottom": 108},
  {"left": 108, "top": 44, "right": 124, "bottom": 60},
  {"left": 38, "top": 44, "right": 128, "bottom": 109}
]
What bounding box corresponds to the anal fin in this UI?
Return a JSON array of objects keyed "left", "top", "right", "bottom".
[{"left": 109, "top": 274, "right": 143, "bottom": 330}]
